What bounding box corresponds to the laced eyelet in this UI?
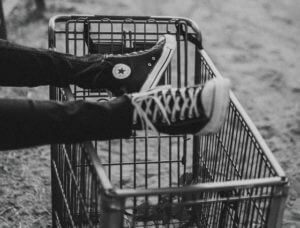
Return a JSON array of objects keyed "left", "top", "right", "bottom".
[{"left": 131, "top": 86, "right": 201, "bottom": 134}]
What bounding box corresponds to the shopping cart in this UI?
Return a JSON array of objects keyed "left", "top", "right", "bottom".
[{"left": 48, "top": 15, "right": 288, "bottom": 228}]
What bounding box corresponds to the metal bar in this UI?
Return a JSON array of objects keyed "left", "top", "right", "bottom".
[
  {"left": 123, "top": 192, "right": 282, "bottom": 209},
  {"left": 115, "top": 177, "right": 284, "bottom": 197},
  {"left": 158, "top": 135, "right": 161, "bottom": 188},
  {"left": 82, "top": 141, "right": 114, "bottom": 192},
  {"left": 267, "top": 185, "right": 289, "bottom": 228},
  {"left": 169, "top": 136, "right": 172, "bottom": 187},
  {"left": 108, "top": 140, "right": 111, "bottom": 180},
  {"left": 119, "top": 139, "right": 123, "bottom": 188},
  {"left": 48, "top": 17, "right": 60, "bottom": 227}
]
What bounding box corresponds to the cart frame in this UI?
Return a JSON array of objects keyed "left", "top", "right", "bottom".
[{"left": 49, "top": 15, "right": 288, "bottom": 228}]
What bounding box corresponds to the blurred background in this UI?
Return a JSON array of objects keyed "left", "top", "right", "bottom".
[{"left": 0, "top": 0, "right": 299, "bottom": 227}]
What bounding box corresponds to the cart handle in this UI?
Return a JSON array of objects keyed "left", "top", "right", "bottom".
[{"left": 175, "top": 21, "right": 203, "bottom": 49}]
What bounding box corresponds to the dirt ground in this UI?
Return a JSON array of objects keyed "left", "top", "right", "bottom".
[{"left": 0, "top": 0, "right": 299, "bottom": 227}]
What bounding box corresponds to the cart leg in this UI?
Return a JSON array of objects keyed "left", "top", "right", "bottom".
[
  {"left": 267, "top": 185, "right": 289, "bottom": 228},
  {"left": 100, "top": 195, "right": 125, "bottom": 228}
]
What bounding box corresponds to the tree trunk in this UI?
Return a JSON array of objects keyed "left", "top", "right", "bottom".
[
  {"left": 34, "top": 0, "right": 46, "bottom": 12},
  {"left": 0, "top": 0, "right": 7, "bottom": 39}
]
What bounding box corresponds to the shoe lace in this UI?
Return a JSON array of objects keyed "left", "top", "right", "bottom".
[{"left": 131, "top": 86, "right": 203, "bottom": 134}]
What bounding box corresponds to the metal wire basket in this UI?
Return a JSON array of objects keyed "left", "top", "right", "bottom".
[{"left": 49, "top": 15, "right": 288, "bottom": 228}]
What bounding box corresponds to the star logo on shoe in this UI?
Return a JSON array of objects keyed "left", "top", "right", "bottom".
[{"left": 112, "top": 64, "right": 131, "bottom": 79}]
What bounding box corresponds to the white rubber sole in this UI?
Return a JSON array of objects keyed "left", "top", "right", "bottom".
[
  {"left": 140, "top": 34, "right": 176, "bottom": 91},
  {"left": 198, "top": 77, "right": 231, "bottom": 135}
]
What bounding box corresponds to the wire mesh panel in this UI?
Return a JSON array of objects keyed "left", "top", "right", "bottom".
[{"left": 49, "top": 15, "right": 288, "bottom": 228}]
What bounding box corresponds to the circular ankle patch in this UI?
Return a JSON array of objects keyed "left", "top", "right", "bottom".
[{"left": 112, "top": 64, "right": 131, "bottom": 79}]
